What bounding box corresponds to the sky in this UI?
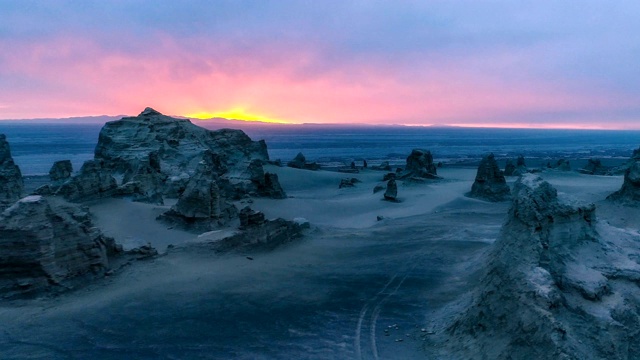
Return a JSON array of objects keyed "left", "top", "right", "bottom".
[{"left": 1, "top": 1, "right": 640, "bottom": 128}]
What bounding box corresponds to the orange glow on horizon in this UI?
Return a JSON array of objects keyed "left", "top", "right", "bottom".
[{"left": 185, "top": 108, "right": 293, "bottom": 124}]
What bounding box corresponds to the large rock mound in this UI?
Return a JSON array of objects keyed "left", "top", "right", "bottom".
[
  {"left": 0, "top": 134, "right": 23, "bottom": 209},
  {"left": 159, "top": 151, "right": 238, "bottom": 231},
  {"left": 440, "top": 174, "right": 640, "bottom": 359},
  {"left": 95, "top": 107, "right": 268, "bottom": 177},
  {"left": 0, "top": 196, "right": 120, "bottom": 297},
  {"left": 400, "top": 149, "right": 439, "bottom": 179},
  {"left": 607, "top": 160, "right": 640, "bottom": 205},
  {"left": 469, "top": 153, "right": 511, "bottom": 202}
]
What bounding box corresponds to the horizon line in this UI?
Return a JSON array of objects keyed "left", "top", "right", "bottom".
[{"left": 0, "top": 114, "right": 638, "bottom": 131}]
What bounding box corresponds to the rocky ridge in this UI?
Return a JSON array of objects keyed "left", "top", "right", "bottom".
[{"left": 436, "top": 174, "right": 640, "bottom": 359}]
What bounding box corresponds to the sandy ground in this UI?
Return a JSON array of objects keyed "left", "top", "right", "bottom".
[{"left": 0, "top": 166, "right": 632, "bottom": 359}]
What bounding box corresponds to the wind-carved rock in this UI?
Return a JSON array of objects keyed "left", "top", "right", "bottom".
[
  {"left": 287, "top": 152, "right": 321, "bottom": 171},
  {"left": 116, "top": 151, "right": 166, "bottom": 204},
  {"left": 469, "top": 153, "right": 511, "bottom": 202},
  {"left": 0, "top": 195, "right": 120, "bottom": 297},
  {"left": 95, "top": 107, "right": 268, "bottom": 176},
  {"left": 607, "top": 160, "right": 640, "bottom": 205},
  {"left": 0, "top": 134, "right": 23, "bottom": 210},
  {"left": 504, "top": 159, "right": 516, "bottom": 176},
  {"left": 400, "top": 149, "right": 439, "bottom": 179},
  {"left": 384, "top": 179, "right": 398, "bottom": 201},
  {"left": 159, "top": 151, "right": 237, "bottom": 231},
  {"left": 49, "top": 160, "right": 73, "bottom": 182},
  {"left": 244, "top": 159, "right": 287, "bottom": 199},
  {"left": 578, "top": 158, "right": 609, "bottom": 175},
  {"left": 55, "top": 159, "right": 118, "bottom": 202},
  {"left": 441, "top": 174, "right": 640, "bottom": 359}
]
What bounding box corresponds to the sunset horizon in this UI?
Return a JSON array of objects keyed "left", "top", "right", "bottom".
[{"left": 2, "top": 2, "right": 640, "bottom": 129}]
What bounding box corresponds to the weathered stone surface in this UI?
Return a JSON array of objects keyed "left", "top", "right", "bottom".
[
  {"left": 607, "top": 160, "right": 640, "bottom": 205},
  {"left": 0, "top": 196, "right": 119, "bottom": 297},
  {"left": 578, "top": 158, "right": 609, "bottom": 175},
  {"left": 116, "top": 151, "right": 165, "bottom": 204},
  {"left": 242, "top": 159, "right": 287, "bottom": 199},
  {"left": 0, "top": 134, "right": 23, "bottom": 209},
  {"left": 287, "top": 152, "right": 321, "bottom": 171},
  {"left": 55, "top": 159, "right": 118, "bottom": 202},
  {"left": 384, "top": 179, "right": 398, "bottom": 201},
  {"left": 441, "top": 174, "right": 640, "bottom": 359},
  {"left": 159, "top": 152, "right": 237, "bottom": 230},
  {"left": 210, "top": 217, "right": 305, "bottom": 253},
  {"left": 469, "top": 153, "right": 511, "bottom": 202},
  {"left": 49, "top": 160, "right": 73, "bottom": 182},
  {"left": 383, "top": 172, "right": 396, "bottom": 181},
  {"left": 94, "top": 107, "right": 268, "bottom": 178},
  {"left": 239, "top": 206, "right": 266, "bottom": 228},
  {"left": 400, "top": 149, "right": 439, "bottom": 179},
  {"left": 547, "top": 159, "right": 572, "bottom": 171}
]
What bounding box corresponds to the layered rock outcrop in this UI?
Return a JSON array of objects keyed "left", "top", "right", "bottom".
[
  {"left": 607, "top": 160, "right": 640, "bottom": 205},
  {"left": 49, "top": 160, "right": 73, "bottom": 182},
  {"left": 469, "top": 153, "right": 511, "bottom": 202},
  {"left": 159, "top": 151, "right": 237, "bottom": 231},
  {"left": 441, "top": 174, "right": 640, "bottom": 359},
  {"left": 0, "top": 196, "right": 120, "bottom": 297},
  {"left": 400, "top": 149, "right": 439, "bottom": 179},
  {"left": 55, "top": 159, "right": 118, "bottom": 202},
  {"left": 116, "top": 151, "right": 165, "bottom": 204},
  {"left": 95, "top": 107, "right": 268, "bottom": 177},
  {"left": 0, "top": 134, "right": 23, "bottom": 209}
]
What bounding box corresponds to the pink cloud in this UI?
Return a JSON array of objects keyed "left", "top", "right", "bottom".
[{"left": 0, "top": 34, "right": 638, "bottom": 129}]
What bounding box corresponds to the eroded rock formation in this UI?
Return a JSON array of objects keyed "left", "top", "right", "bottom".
[
  {"left": 55, "top": 159, "right": 118, "bottom": 202},
  {"left": 400, "top": 149, "right": 439, "bottom": 179},
  {"left": 384, "top": 179, "right": 398, "bottom": 201},
  {"left": 116, "top": 151, "right": 166, "bottom": 204},
  {"left": 0, "top": 196, "right": 120, "bottom": 297},
  {"left": 287, "top": 152, "right": 321, "bottom": 171},
  {"left": 440, "top": 174, "right": 640, "bottom": 359},
  {"left": 469, "top": 153, "right": 511, "bottom": 202},
  {"left": 579, "top": 158, "right": 609, "bottom": 175},
  {"left": 547, "top": 159, "right": 572, "bottom": 171},
  {"left": 607, "top": 160, "right": 640, "bottom": 205},
  {"left": 0, "top": 134, "right": 23, "bottom": 209},
  {"left": 49, "top": 160, "right": 73, "bottom": 182},
  {"left": 159, "top": 151, "right": 237, "bottom": 230},
  {"left": 95, "top": 107, "right": 268, "bottom": 178}
]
